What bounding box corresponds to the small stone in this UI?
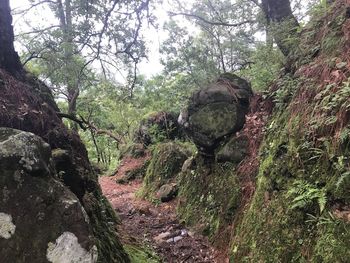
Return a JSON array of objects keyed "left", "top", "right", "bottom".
[
  {"left": 173, "top": 236, "right": 183, "bottom": 242},
  {"left": 181, "top": 229, "right": 188, "bottom": 236},
  {"left": 158, "top": 184, "right": 178, "bottom": 202}
]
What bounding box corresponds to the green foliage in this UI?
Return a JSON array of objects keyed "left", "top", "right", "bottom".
[
  {"left": 239, "top": 44, "right": 284, "bottom": 91},
  {"left": 272, "top": 75, "right": 300, "bottom": 108},
  {"left": 287, "top": 180, "right": 327, "bottom": 213},
  {"left": 124, "top": 244, "right": 160, "bottom": 263}
]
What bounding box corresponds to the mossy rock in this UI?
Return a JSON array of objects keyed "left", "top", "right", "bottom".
[
  {"left": 216, "top": 135, "right": 249, "bottom": 163},
  {"left": 116, "top": 160, "right": 149, "bottom": 184},
  {"left": 0, "top": 128, "right": 99, "bottom": 262},
  {"left": 178, "top": 73, "right": 252, "bottom": 154},
  {"left": 177, "top": 155, "right": 240, "bottom": 239},
  {"left": 140, "top": 142, "right": 190, "bottom": 198}
]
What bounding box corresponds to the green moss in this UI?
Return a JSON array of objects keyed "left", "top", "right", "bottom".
[
  {"left": 140, "top": 142, "right": 190, "bottom": 198},
  {"left": 189, "top": 102, "right": 238, "bottom": 137},
  {"left": 311, "top": 217, "right": 350, "bottom": 263},
  {"left": 124, "top": 244, "right": 160, "bottom": 263},
  {"left": 230, "top": 75, "right": 350, "bottom": 262},
  {"left": 177, "top": 156, "right": 240, "bottom": 239}
]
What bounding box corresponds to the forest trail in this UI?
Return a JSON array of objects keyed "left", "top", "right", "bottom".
[{"left": 99, "top": 157, "right": 226, "bottom": 263}]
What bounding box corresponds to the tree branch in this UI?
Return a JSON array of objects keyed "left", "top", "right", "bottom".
[
  {"left": 169, "top": 11, "right": 254, "bottom": 27},
  {"left": 57, "top": 112, "right": 123, "bottom": 143}
]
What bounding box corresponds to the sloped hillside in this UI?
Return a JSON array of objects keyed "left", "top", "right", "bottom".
[{"left": 231, "top": 1, "right": 350, "bottom": 261}]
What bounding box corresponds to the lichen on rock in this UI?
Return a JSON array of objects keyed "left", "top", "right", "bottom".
[
  {"left": 47, "top": 232, "right": 98, "bottom": 263},
  {"left": 0, "top": 128, "right": 99, "bottom": 262},
  {"left": 0, "top": 213, "right": 15, "bottom": 239}
]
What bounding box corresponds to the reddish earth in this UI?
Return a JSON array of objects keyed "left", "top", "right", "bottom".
[{"left": 99, "top": 156, "right": 225, "bottom": 263}]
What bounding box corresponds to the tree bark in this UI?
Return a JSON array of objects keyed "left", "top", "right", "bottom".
[
  {"left": 0, "top": 0, "right": 23, "bottom": 77},
  {"left": 261, "top": 0, "right": 299, "bottom": 56}
]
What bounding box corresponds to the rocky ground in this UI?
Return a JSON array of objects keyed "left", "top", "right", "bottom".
[{"left": 99, "top": 157, "right": 226, "bottom": 263}]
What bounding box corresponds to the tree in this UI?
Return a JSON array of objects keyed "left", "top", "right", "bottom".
[
  {"left": 0, "top": 0, "right": 23, "bottom": 77},
  {"left": 261, "top": 0, "right": 299, "bottom": 56},
  {"left": 15, "top": 0, "right": 152, "bottom": 122}
]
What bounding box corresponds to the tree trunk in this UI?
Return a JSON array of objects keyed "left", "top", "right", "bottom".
[
  {"left": 58, "top": 0, "right": 79, "bottom": 130},
  {"left": 0, "top": 0, "right": 23, "bottom": 77},
  {"left": 261, "top": 0, "right": 299, "bottom": 56}
]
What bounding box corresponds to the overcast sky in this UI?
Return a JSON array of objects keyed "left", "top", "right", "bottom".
[{"left": 10, "top": 0, "right": 176, "bottom": 78}]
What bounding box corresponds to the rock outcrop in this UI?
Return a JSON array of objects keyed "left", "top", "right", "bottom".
[
  {"left": 0, "top": 70, "right": 129, "bottom": 262},
  {"left": 178, "top": 73, "right": 252, "bottom": 155},
  {"left": 0, "top": 128, "right": 97, "bottom": 262}
]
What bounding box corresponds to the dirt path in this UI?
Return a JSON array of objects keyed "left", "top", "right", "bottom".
[{"left": 99, "top": 157, "right": 224, "bottom": 263}]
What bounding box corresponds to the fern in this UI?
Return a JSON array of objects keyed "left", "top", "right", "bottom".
[
  {"left": 335, "top": 171, "right": 350, "bottom": 191},
  {"left": 287, "top": 180, "right": 327, "bottom": 213}
]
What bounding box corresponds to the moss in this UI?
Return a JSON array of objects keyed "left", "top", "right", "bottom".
[
  {"left": 311, "top": 218, "right": 350, "bottom": 262},
  {"left": 124, "top": 244, "right": 160, "bottom": 263},
  {"left": 140, "top": 142, "right": 190, "bottom": 198},
  {"left": 230, "top": 76, "right": 350, "bottom": 262},
  {"left": 177, "top": 156, "right": 240, "bottom": 239},
  {"left": 189, "top": 102, "right": 238, "bottom": 137}
]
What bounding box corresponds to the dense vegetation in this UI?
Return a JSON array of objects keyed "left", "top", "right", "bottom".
[
  {"left": 1, "top": 0, "right": 350, "bottom": 262},
  {"left": 12, "top": 0, "right": 317, "bottom": 172}
]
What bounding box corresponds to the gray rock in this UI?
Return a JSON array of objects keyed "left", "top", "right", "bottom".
[
  {"left": 181, "top": 157, "right": 194, "bottom": 173},
  {"left": 216, "top": 135, "right": 249, "bottom": 163},
  {"left": 173, "top": 236, "right": 183, "bottom": 242},
  {"left": 158, "top": 184, "right": 178, "bottom": 202},
  {"left": 0, "top": 128, "right": 97, "bottom": 262},
  {"left": 178, "top": 73, "right": 252, "bottom": 154}
]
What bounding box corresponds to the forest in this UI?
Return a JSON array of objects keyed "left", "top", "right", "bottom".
[{"left": 0, "top": 0, "right": 350, "bottom": 262}]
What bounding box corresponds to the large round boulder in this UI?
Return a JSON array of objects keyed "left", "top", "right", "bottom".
[
  {"left": 178, "top": 73, "right": 252, "bottom": 154},
  {"left": 0, "top": 128, "right": 98, "bottom": 262}
]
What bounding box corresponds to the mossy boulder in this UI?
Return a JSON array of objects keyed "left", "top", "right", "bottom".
[
  {"left": 134, "top": 111, "right": 184, "bottom": 146},
  {"left": 0, "top": 128, "right": 98, "bottom": 262},
  {"left": 177, "top": 155, "right": 241, "bottom": 239},
  {"left": 178, "top": 73, "right": 252, "bottom": 154},
  {"left": 141, "top": 142, "right": 190, "bottom": 198},
  {"left": 216, "top": 135, "right": 249, "bottom": 163}
]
